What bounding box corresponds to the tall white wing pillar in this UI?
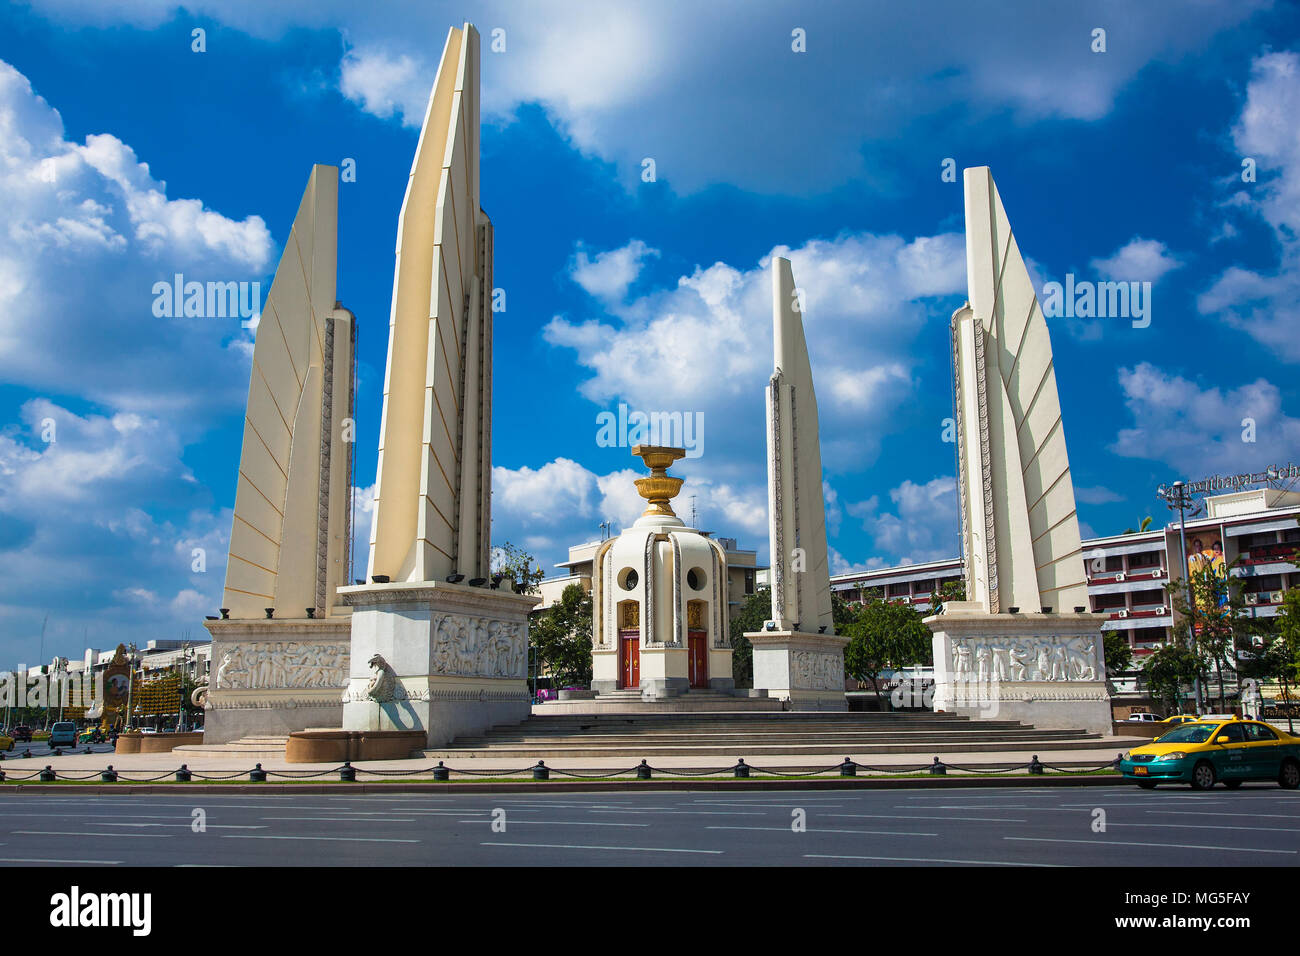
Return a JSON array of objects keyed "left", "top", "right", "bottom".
[
  {"left": 953, "top": 167, "right": 1089, "bottom": 615},
  {"left": 767, "top": 257, "right": 835, "bottom": 634},
  {"left": 747, "top": 256, "right": 845, "bottom": 710},
  {"left": 222, "top": 164, "right": 355, "bottom": 620},
  {"left": 927, "top": 167, "right": 1109, "bottom": 735},
  {"left": 367, "top": 22, "right": 493, "bottom": 585}
]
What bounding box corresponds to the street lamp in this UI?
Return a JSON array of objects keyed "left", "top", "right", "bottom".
[
  {"left": 124, "top": 643, "right": 137, "bottom": 731},
  {"left": 1156, "top": 480, "right": 1205, "bottom": 714},
  {"left": 178, "top": 643, "right": 194, "bottom": 732}
]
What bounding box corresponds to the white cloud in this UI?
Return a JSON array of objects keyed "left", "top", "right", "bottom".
[
  {"left": 1110, "top": 362, "right": 1300, "bottom": 475},
  {"left": 847, "top": 476, "right": 959, "bottom": 565},
  {"left": 570, "top": 240, "right": 658, "bottom": 305},
  {"left": 1074, "top": 485, "right": 1126, "bottom": 506},
  {"left": 1197, "top": 51, "right": 1300, "bottom": 361},
  {"left": 18, "top": 0, "right": 1269, "bottom": 195},
  {"left": 0, "top": 60, "right": 274, "bottom": 420},
  {"left": 1090, "top": 238, "right": 1182, "bottom": 284}
]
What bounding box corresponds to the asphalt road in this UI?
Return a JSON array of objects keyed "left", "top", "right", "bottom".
[{"left": 0, "top": 784, "right": 1296, "bottom": 866}]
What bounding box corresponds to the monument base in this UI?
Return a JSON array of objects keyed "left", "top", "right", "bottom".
[
  {"left": 339, "top": 581, "right": 540, "bottom": 748},
  {"left": 924, "top": 604, "right": 1112, "bottom": 735},
  {"left": 201, "top": 617, "right": 352, "bottom": 745},
  {"left": 745, "top": 629, "right": 848, "bottom": 711}
]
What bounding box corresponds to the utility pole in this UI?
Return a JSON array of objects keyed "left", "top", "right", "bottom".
[{"left": 1157, "top": 480, "right": 1204, "bottom": 714}]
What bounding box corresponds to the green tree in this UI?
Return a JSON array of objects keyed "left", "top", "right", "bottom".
[
  {"left": 932, "top": 577, "right": 966, "bottom": 613},
  {"left": 492, "top": 541, "right": 545, "bottom": 594},
  {"left": 1166, "top": 562, "right": 1252, "bottom": 711},
  {"left": 728, "top": 587, "right": 771, "bottom": 688},
  {"left": 842, "top": 597, "right": 932, "bottom": 707},
  {"left": 1102, "top": 631, "right": 1133, "bottom": 678},
  {"left": 1122, "top": 516, "right": 1154, "bottom": 535},
  {"left": 1141, "top": 642, "right": 1202, "bottom": 717},
  {"left": 530, "top": 583, "right": 593, "bottom": 687}
]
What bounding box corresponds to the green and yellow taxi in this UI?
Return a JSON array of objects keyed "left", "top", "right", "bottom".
[
  {"left": 1160, "top": 714, "right": 1200, "bottom": 725},
  {"left": 0, "top": 731, "right": 12, "bottom": 751},
  {"left": 1121, "top": 718, "right": 1300, "bottom": 790}
]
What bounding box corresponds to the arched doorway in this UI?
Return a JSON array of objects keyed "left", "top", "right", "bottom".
[
  {"left": 618, "top": 600, "right": 640, "bottom": 689},
  {"left": 687, "top": 600, "right": 708, "bottom": 688}
]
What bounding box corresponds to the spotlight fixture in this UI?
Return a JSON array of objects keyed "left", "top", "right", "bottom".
[
  {"left": 1074, "top": 606, "right": 1087, "bottom": 613},
  {"left": 818, "top": 625, "right": 827, "bottom": 634},
  {"left": 491, "top": 573, "right": 505, "bottom": 590},
  {"left": 306, "top": 608, "right": 316, "bottom": 619},
  {"left": 219, "top": 608, "right": 230, "bottom": 620},
  {"left": 1007, "top": 606, "right": 1020, "bottom": 614},
  {"left": 763, "top": 620, "right": 777, "bottom": 631},
  {"left": 469, "top": 577, "right": 488, "bottom": 587},
  {"left": 265, "top": 607, "right": 275, "bottom": 620},
  {"left": 372, "top": 574, "right": 391, "bottom": 584},
  {"left": 1040, "top": 606, "right": 1052, "bottom": 614},
  {"left": 205, "top": 615, "right": 218, "bottom": 621},
  {"left": 354, "top": 579, "right": 365, "bottom": 586},
  {"left": 446, "top": 573, "right": 465, "bottom": 584}
]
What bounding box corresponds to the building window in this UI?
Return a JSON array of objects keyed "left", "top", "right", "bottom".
[{"left": 744, "top": 569, "right": 754, "bottom": 595}]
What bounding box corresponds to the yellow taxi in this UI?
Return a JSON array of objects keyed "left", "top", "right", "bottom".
[
  {"left": 1160, "top": 714, "right": 1200, "bottom": 725},
  {"left": 0, "top": 731, "right": 13, "bottom": 751},
  {"left": 1121, "top": 718, "right": 1300, "bottom": 790}
]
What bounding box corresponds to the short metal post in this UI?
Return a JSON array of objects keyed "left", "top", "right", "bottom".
[
  {"left": 433, "top": 761, "right": 450, "bottom": 781},
  {"left": 1028, "top": 755, "right": 1044, "bottom": 775},
  {"left": 102, "top": 765, "right": 118, "bottom": 782},
  {"left": 249, "top": 763, "right": 267, "bottom": 783},
  {"left": 929, "top": 757, "right": 947, "bottom": 775},
  {"left": 175, "top": 764, "right": 191, "bottom": 782},
  {"left": 532, "top": 760, "right": 549, "bottom": 781},
  {"left": 636, "top": 759, "right": 652, "bottom": 780},
  {"left": 40, "top": 765, "right": 56, "bottom": 782},
  {"left": 339, "top": 762, "right": 356, "bottom": 782},
  {"left": 839, "top": 757, "right": 857, "bottom": 777},
  {"left": 733, "top": 758, "right": 750, "bottom": 778}
]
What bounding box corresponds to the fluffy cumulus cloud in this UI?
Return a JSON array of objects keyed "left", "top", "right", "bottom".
[
  {"left": 545, "top": 230, "right": 966, "bottom": 482},
  {"left": 0, "top": 398, "right": 229, "bottom": 659},
  {"left": 845, "top": 477, "right": 959, "bottom": 567},
  {"left": 0, "top": 59, "right": 273, "bottom": 419},
  {"left": 0, "top": 60, "right": 282, "bottom": 659},
  {"left": 1110, "top": 362, "right": 1300, "bottom": 475},
  {"left": 570, "top": 239, "right": 658, "bottom": 306},
  {"left": 1090, "top": 238, "right": 1183, "bottom": 284},
  {"left": 1198, "top": 51, "right": 1300, "bottom": 361},
  {"left": 19, "top": 0, "right": 1269, "bottom": 195}
]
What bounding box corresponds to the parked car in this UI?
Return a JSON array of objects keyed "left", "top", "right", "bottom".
[
  {"left": 1120, "top": 718, "right": 1300, "bottom": 790},
  {"left": 48, "top": 721, "right": 78, "bottom": 748},
  {"left": 0, "top": 732, "right": 13, "bottom": 751},
  {"left": 10, "top": 725, "right": 33, "bottom": 742},
  {"left": 78, "top": 727, "right": 106, "bottom": 745},
  {"left": 1125, "top": 712, "right": 1163, "bottom": 723}
]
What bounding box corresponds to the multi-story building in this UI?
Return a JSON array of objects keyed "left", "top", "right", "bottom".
[
  {"left": 829, "top": 488, "right": 1300, "bottom": 661},
  {"left": 537, "top": 535, "right": 765, "bottom": 622}
]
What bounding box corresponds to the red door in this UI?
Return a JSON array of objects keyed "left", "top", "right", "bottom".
[
  {"left": 688, "top": 630, "right": 708, "bottom": 688},
  {"left": 619, "top": 631, "right": 640, "bottom": 689}
]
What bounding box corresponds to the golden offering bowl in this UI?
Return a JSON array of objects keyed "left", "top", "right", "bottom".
[{"left": 631, "top": 445, "right": 686, "bottom": 516}]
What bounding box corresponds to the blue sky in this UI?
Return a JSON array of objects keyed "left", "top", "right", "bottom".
[{"left": 2, "top": 0, "right": 1299, "bottom": 663}]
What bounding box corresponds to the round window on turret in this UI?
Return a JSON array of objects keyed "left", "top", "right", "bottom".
[
  {"left": 619, "top": 567, "right": 639, "bottom": 591},
  {"left": 687, "top": 567, "right": 707, "bottom": 591}
]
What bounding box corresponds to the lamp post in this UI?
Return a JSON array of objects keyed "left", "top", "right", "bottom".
[
  {"left": 124, "top": 643, "right": 137, "bottom": 732},
  {"left": 1157, "top": 480, "right": 1204, "bottom": 714},
  {"left": 178, "top": 643, "right": 193, "bottom": 732}
]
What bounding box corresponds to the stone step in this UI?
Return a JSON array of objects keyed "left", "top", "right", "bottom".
[{"left": 449, "top": 730, "right": 1090, "bottom": 747}]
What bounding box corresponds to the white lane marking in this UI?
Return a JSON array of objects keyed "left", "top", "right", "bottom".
[
  {"left": 707, "top": 826, "right": 938, "bottom": 837},
  {"left": 0, "top": 858, "right": 122, "bottom": 865},
  {"left": 901, "top": 805, "right": 1035, "bottom": 810},
  {"left": 221, "top": 834, "right": 419, "bottom": 843},
  {"left": 1108, "top": 822, "right": 1300, "bottom": 833},
  {"left": 1004, "top": 836, "right": 1296, "bottom": 854},
  {"left": 590, "top": 809, "right": 766, "bottom": 816},
  {"left": 805, "top": 853, "right": 1060, "bottom": 867},
  {"left": 480, "top": 842, "right": 722, "bottom": 854},
  {"left": 258, "top": 817, "right": 418, "bottom": 823},
  {"left": 828, "top": 813, "right": 1028, "bottom": 823},
  {"left": 1144, "top": 810, "right": 1300, "bottom": 819},
  {"left": 456, "top": 820, "right": 649, "bottom": 827},
  {"left": 10, "top": 831, "right": 172, "bottom": 839},
  {"left": 98, "top": 822, "right": 267, "bottom": 830}
]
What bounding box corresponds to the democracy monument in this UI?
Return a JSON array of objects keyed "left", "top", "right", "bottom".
[{"left": 194, "top": 20, "right": 1110, "bottom": 755}]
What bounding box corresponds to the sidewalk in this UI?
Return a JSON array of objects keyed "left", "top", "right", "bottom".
[{"left": 0, "top": 738, "right": 1135, "bottom": 781}]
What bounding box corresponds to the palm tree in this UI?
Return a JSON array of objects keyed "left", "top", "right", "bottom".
[{"left": 1122, "top": 516, "right": 1154, "bottom": 535}]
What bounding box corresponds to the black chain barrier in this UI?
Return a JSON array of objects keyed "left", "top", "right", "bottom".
[{"left": 0, "top": 755, "right": 1122, "bottom": 783}]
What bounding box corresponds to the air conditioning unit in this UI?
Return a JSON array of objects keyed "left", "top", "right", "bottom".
[
  {"left": 1117, "top": 609, "right": 1131, "bottom": 618},
  {"left": 1156, "top": 606, "right": 1169, "bottom": 616},
  {"left": 1244, "top": 592, "right": 1260, "bottom": 605},
  {"left": 1154, "top": 568, "right": 1165, "bottom": 577},
  {"left": 1115, "top": 572, "right": 1127, "bottom": 582},
  {"left": 1271, "top": 591, "right": 1286, "bottom": 603}
]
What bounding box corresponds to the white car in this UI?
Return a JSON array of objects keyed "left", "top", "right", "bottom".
[{"left": 1125, "top": 712, "right": 1164, "bottom": 723}]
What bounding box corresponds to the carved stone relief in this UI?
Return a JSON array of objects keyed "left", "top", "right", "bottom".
[
  {"left": 212, "top": 642, "right": 349, "bottom": 691},
  {"left": 949, "top": 635, "right": 1099, "bottom": 682}
]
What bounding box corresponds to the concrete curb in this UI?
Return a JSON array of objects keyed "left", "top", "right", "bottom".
[{"left": 0, "top": 775, "right": 1128, "bottom": 795}]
